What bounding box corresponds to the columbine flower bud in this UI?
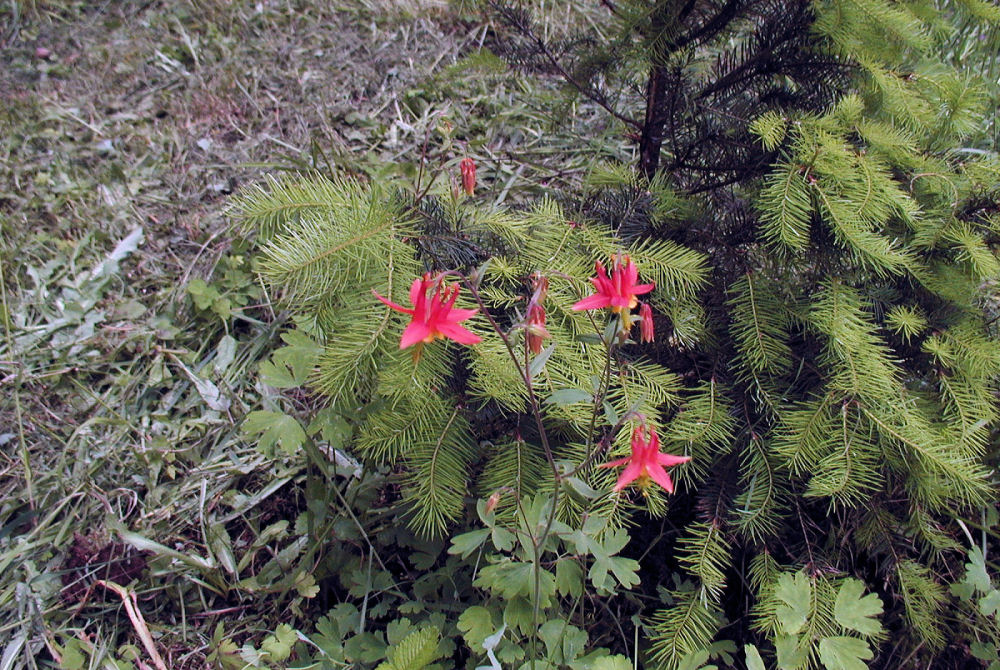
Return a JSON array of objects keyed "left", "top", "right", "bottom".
[
  {"left": 526, "top": 273, "right": 550, "bottom": 354},
  {"left": 460, "top": 157, "right": 476, "bottom": 196},
  {"left": 485, "top": 490, "right": 502, "bottom": 514},
  {"left": 640, "top": 302, "right": 654, "bottom": 343},
  {"left": 526, "top": 303, "right": 550, "bottom": 354}
]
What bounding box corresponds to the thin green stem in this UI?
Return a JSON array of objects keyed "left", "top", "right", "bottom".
[
  {"left": 460, "top": 274, "right": 562, "bottom": 670},
  {"left": 585, "top": 338, "right": 616, "bottom": 463}
]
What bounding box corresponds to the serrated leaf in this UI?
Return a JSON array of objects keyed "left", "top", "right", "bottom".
[
  {"left": 775, "top": 634, "right": 807, "bottom": 670},
  {"left": 555, "top": 559, "right": 583, "bottom": 598},
  {"left": 539, "top": 620, "right": 587, "bottom": 663},
  {"left": 833, "top": 578, "right": 883, "bottom": 636},
  {"left": 775, "top": 572, "right": 811, "bottom": 635},
  {"left": 817, "top": 636, "right": 873, "bottom": 670},
  {"left": 980, "top": 590, "right": 1000, "bottom": 617},
  {"left": 458, "top": 606, "right": 495, "bottom": 648},
  {"left": 448, "top": 529, "right": 490, "bottom": 559},
  {"left": 294, "top": 571, "right": 319, "bottom": 598},
  {"left": 261, "top": 624, "right": 297, "bottom": 662},
  {"left": 261, "top": 329, "right": 322, "bottom": 387},
  {"left": 385, "top": 626, "right": 440, "bottom": 670},
  {"left": 243, "top": 410, "right": 307, "bottom": 456},
  {"left": 965, "top": 547, "right": 993, "bottom": 594}
]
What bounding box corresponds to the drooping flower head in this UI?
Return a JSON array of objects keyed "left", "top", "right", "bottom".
[
  {"left": 373, "top": 273, "right": 481, "bottom": 359},
  {"left": 598, "top": 422, "right": 690, "bottom": 494},
  {"left": 639, "top": 302, "right": 655, "bottom": 344},
  {"left": 460, "top": 157, "right": 476, "bottom": 196},
  {"left": 572, "top": 253, "right": 655, "bottom": 341},
  {"left": 525, "top": 273, "right": 551, "bottom": 355}
]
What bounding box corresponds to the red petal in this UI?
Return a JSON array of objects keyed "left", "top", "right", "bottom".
[
  {"left": 597, "top": 456, "right": 631, "bottom": 469},
  {"left": 572, "top": 294, "right": 612, "bottom": 311},
  {"left": 445, "top": 307, "right": 478, "bottom": 322},
  {"left": 437, "top": 322, "right": 482, "bottom": 345},
  {"left": 610, "top": 295, "right": 632, "bottom": 309},
  {"left": 657, "top": 452, "right": 691, "bottom": 467},
  {"left": 613, "top": 461, "right": 643, "bottom": 491},
  {"left": 373, "top": 290, "right": 414, "bottom": 315},
  {"left": 623, "top": 259, "right": 638, "bottom": 286},
  {"left": 400, "top": 321, "right": 432, "bottom": 349},
  {"left": 646, "top": 463, "right": 676, "bottom": 493},
  {"left": 409, "top": 277, "right": 426, "bottom": 307},
  {"left": 632, "top": 282, "right": 655, "bottom": 296}
]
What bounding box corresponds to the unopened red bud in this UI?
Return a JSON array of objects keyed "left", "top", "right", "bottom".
[
  {"left": 485, "top": 491, "right": 502, "bottom": 513},
  {"left": 640, "top": 302, "right": 654, "bottom": 343},
  {"left": 460, "top": 157, "right": 476, "bottom": 196}
]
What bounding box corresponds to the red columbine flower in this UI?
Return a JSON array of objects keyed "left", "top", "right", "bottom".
[
  {"left": 598, "top": 423, "right": 690, "bottom": 493},
  {"left": 460, "top": 157, "right": 476, "bottom": 196},
  {"left": 639, "top": 302, "right": 655, "bottom": 343},
  {"left": 373, "top": 274, "right": 481, "bottom": 357},
  {"left": 572, "top": 254, "right": 655, "bottom": 339}
]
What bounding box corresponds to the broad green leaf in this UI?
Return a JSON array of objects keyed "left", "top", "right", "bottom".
[
  {"left": 971, "top": 640, "right": 998, "bottom": 661},
  {"left": 589, "top": 655, "right": 633, "bottom": 670},
  {"left": 966, "top": 547, "right": 993, "bottom": 594},
  {"left": 529, "top": 343, "right": 556, "bottom": 377},
  {"left": 602, "top": 400, "right": 619, "bottom": 426},
  {"left": 545, "top": 388, "right": 593, "bottom": 406},
  {"left": 775, "top": 572, "right": 811, "bottom": 635},
  {"left": 58, "top": 638, "right": 86, "bottom": 670},
  {"left": 555, "top": 559, "right": 584, "bottom": 597},
  {"left": 294, "top": 571, "right": 319, "bottom": 598},
  {"left": 775, "top": 634, "right": 807, "bottom": 670},
  {"left": 980, "top": 590, "right": 1000, "bottom": 617},
  {"left": 344, "top": 632, "right": 387, "bottom": 664},
  {"left": 243, "top": 410, "right": 307, "bottom": 456},
  {"left": 260, "top": 329, "right": 322, "bottom": 387},
  {"left": 539, "top": 620, "right": 587, "bottom": 663},
  {"left": 448, "top": 529, "right": 490, "bottom": 559},
  {"left": 817, "top": 636, "right": 873, "bottom": 670},
  {"left": 307, "top": 407, "right": 353, "bottom": 449},
  {"left": 745, "top": 644, "right": 766, "bottom": 670},
  {"left": 565, "top": 476, "right": 600, "bottom": 501},
  {"left": 833, "top": 578, "right": 883, "bottom": 636},
  {"left": 677, "top": 649, "right": 710, "bottom": 670},
  {"left": 261, "top": 624, "right": 297, "bottom": 662},
  {"left": 457, "top": 606, "right": 495, "bottom": 648}
]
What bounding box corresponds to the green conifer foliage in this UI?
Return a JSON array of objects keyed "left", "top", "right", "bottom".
[
  {"left": 485, "top": 0, "right": 999, "bottom": 666},
  {"left": 231, "top": 0, "right": 1000, "bottom": 666}
]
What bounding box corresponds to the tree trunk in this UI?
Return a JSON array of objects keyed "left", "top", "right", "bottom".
[{"left": 639, "top": 63, "right": 671, "bottom": 179}]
